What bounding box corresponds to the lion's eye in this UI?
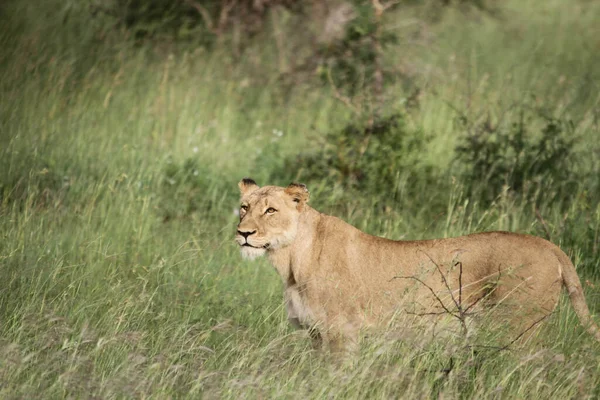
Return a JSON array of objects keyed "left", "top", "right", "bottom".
[
  {"left": 265, "top": 207, "right": 276, "bottom": 214},
  {"left": 240, "top": 205, "right": 248, "bottom": 212}
]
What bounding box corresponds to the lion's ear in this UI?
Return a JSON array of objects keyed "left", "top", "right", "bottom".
[
  {"left": 285, "top": 182, "right": 309, "bottom": 210},
  {"left": 238, "top": 178, "right": 259, "bottom": 196}
]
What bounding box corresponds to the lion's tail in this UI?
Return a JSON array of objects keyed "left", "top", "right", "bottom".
[{"left": 555, "top": 249, "right": 600, "bottom": 342}]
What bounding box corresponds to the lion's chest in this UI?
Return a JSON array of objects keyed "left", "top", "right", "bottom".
[{"left": 285, "top": 284, "right": 314, "bottom": 330}]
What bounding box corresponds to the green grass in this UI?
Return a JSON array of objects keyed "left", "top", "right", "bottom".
[{"left": 1, "top": 0, "right": 600, "bottom": 397}]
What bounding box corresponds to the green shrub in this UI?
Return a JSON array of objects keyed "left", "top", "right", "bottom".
[
  {"left": 317, "top": 2, "right": 398, "bottom": 96},
  {"left": 267, "top": 113, "right": 441, "bottom": 210},
  {"left": 455, "top": 108, "right": 579, "bottom": 205},
  {"left": 90, "top": 0, "right": 302, "bottom": 45}
]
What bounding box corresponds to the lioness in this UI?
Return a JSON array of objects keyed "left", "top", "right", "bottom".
[{"left": 235, "top": 179, "right": 600, "bottom": 350}]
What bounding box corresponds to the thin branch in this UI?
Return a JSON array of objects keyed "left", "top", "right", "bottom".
[
  {"left": 460, "top": 265, "right": 501, "bottom": 314},
  {"left": 462, "top": 290, "right": 489, "bottom": 314},
  {"left": 217, "top": 0, "right": 237, "bottom": 35},
  {"left": 381, "top": 0, "right": 405, "bottom": 12},
  {"left": 393, "top": 257, "right": 553, "bottom": 356},
  {"left": 457, "top": 261, "right": 463, "bottom": 308},
  {"left": 421, "top": 251, "right": 461, "bottom": 312},
  {"left": 450, "top": 313, "right": 552, "bottom": 356},
  {"left": 404, "top": 310, "right": 453, "bottom": 317},
  {"left": 184, "top": 0, "right": 215, "bottom": 33},
  {"left": 372, "top": 0, "right": 405, "bottom": 16},
  {"left": 503, "top": 313, "right": 550, "bottom": 349},
  {"left": 392, "top": 275, "right": 456, "bottom": 318}
]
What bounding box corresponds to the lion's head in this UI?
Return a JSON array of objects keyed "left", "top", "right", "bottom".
[{"left": 235, "top": 178, "right": 309, "bottom": 260}]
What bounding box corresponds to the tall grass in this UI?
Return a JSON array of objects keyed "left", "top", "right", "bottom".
[{"left": 1, "top": 0, "right": 599, "bottom": 397}]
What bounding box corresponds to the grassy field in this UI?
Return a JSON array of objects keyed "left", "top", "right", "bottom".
[{"left": 1, "top": 0, "right": 600, "bottom": 398}]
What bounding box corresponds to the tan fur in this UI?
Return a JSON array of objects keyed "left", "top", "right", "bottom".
[{"left": 235, "top": 180, "right": 600, "bottom": 350}]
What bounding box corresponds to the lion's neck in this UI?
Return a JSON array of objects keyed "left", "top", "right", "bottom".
[{"left": 267, "top": 206, "right": 321, "bottom": 286}]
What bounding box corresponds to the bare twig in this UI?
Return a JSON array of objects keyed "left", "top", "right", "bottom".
[
  {"left": 449, "top": 312, "right": 551, "bottom": 357},
  {"left": 393, "top": 254, "right": 506, "bottom": 339},
  {"left": 184, "top": 0, "right": 237, "bottom": 36},
  {"left": 462, "top": 290, "right": 489, "bottom": 314},
  {"left": 217, "top": 0, "right": 237, "bottom": 35},
  {"left": 404, "top": 310, "right": 452, "bottom": 317},
  {"left": 393, "top": 256, "right": 553, "bottom": 358},
  {"left": 392, "top": 275, "right": 456, "bottom": 317},
  {"left": 457, "top": 261, "right": 463, "bottom": 308},
  {"left": 508, "top": 315, "right": 549, "bottom": 344},
  {"left": 184, "top": 0, "right": 215, "bottom": 33},
  {"left": 421, "top": 251, "right": 461, "bottom": 312},
  {"left": 372, "top": 0, "right": 405, "bottom": 16}
]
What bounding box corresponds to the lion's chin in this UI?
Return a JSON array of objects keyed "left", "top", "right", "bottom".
[{"left": 240, "top": 246, "right": 267, "bottom": 260}]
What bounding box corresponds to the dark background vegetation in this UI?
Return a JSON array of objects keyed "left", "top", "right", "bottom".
[{"left": 1, "top": 0, "right": 600, "bottom": 397}]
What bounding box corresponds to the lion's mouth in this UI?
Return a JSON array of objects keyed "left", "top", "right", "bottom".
[{"left": 241, "top": 242, "right": 270, "bottom": 249}]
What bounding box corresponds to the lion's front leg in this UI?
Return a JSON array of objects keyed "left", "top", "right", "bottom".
[
  {"left": 318, "top": 320, "right": 360, "bottom": 354},
  {"left": 285, "top": 285, "right": 360, "bottom": 353}
]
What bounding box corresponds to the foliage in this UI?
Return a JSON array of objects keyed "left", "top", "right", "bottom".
[
  {"left": 269, "top": 113, "right": 440, "bottom": 210},
  {"left": 92, "top": 0, "right": 204, "bottom": 41},
  {"left": 90, "top": 0, "right": 301, "bottom": 44},
  {"left": 455, "top": 108, "right": 579, "bottom": 205},
  {"left": 317, "top": 2, "right": 399, "bottom": 96}
]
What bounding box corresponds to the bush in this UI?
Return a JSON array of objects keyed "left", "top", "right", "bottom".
[
  {"left": 267, "top": 113, "right": 440, "bottom": 210},
  {"left": 454, "top": 108, "right": 579, "bottom": 205},
  {"left": 90, "top": 0, "right": 301, "bottom": 44},
  {"left": 316, "top": 2, "right": 399, "bottom": 96}
]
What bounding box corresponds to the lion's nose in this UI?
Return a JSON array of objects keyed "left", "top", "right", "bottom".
[{"left": 237, "top": 229, "right": 256, "bottom": 239}]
